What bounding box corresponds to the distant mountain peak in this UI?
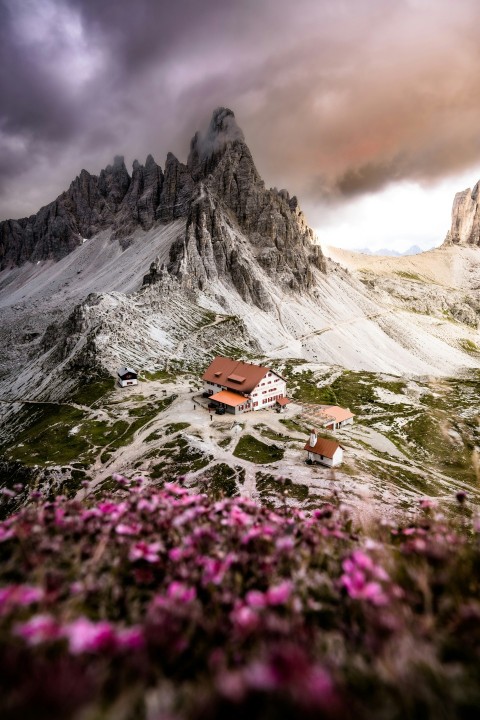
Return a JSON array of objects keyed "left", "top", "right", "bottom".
[{"left": 444, "top": 180, "right": 480, "bottom": 247}]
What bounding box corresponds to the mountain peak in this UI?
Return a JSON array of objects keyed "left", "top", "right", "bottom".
[
  {"left": 188, "top": 107, "right": 246, "bottom": 178},
  {"left": 444, "top": 180, "right": 480, "bottom": 247}
]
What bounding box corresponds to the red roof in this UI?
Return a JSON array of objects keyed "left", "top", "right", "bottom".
[
  {"left": 209, "top": 390, "right": 247, "bottom": 407},
  {"left": 303, "top": 436, "right": 342, "bottom": 459},
  {"left": 203, "top": 356, "right": 272, "bottom": 393},
  {"left": 319, "top": 406, "right": 354, "bottom": 424},
  {"left": 276, "top": 397, "right": 291, "bottom": 406}
]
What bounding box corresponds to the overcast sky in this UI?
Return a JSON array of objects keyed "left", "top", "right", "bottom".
[{"left": 1, "top": 0, "right": 480, "bottom": 251}]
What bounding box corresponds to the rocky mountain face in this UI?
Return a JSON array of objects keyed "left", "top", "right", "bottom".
[
  {"left": 0, "top": 108, "right": 325, "bottom": 308},
  {"left": 164, "top": 108, "right": 325, "bottom": 309},
  {"left": 444, "top": 181, "right": 480, "bottom": 246}
]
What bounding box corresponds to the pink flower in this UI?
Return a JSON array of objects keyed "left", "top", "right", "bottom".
[
  {"left": 137, "top": 497, "right": 159, "bottom": 512},
  {"left": 419, "top": 498, "right": 436, "bottom": 509},
  {"left": 230, "top": 605, "right": 259, "bottom": 631},
  {"left": 266, "top": 581, "right": 292, "bottom": 605},
  {"left": 129, "top": 541, "right": 163, "bottom": 563},
  {"left": 164, "top": 482, "right": 189, "bottom": 496},
  {"left": 341, "top": 551, "right": 390, "bottom": 606},
  {"left": 350, "top": 550, "right": 374, "bottom": 571},
  {"left": 15, "top": 614, "right": 61, "bottom": 645},
  {"left": 168, "top": 547, "right": 184, "bottom": 561},
  {"left": 229, "top": 506, "right": 254, "bottom": 527},
  {"left": 0, "top": 487, "right": 16, "bottom": 498},
  {"left": 275, "top": 536, "right": 295, "bottom": 551},
  {"left": 0, "top": 524, "right": 14, "bottom": 542},
  {"left": 116, "top": 626, "right": 145, "bottom": 650},
  {"left": 64, "top": 617, "right": 116, "bottom": 654},
  {"left": 246, "top": 590, "right": 266, "bottom": 608},
  {"left": 97, "top": 500, "right": 128, "bottom": 520},
  {"left": 115, "top": 522, "right": 140, "bottom": 536},
  {"left": 167, "top": 581, "right": 196, "bottom": 603},
  {"left": 0, "top": 584, "right": 44, "bottom": 611}
]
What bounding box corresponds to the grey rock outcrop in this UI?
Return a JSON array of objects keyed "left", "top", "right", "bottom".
[
  {"left": 444, "top": 181, "right": 480, "bottom": 246},
  {"left": 166, "top": 107, "right": 326, "bottom": 307},
  {"left": 0, "top": 154, "right": 179, "bottom": 269},
  {"left": 156, "top": 153, "right": 194, "bottom": 223},
  {"left": 1, "top": 107, "right": 325, "bottom": 308},
  {"left": 113, "top": 155, "right": 164, "bottom": 241}
]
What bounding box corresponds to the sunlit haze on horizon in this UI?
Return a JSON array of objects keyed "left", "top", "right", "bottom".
[{"left": 314, "top": 167, "right": 480, "bottom": 252}]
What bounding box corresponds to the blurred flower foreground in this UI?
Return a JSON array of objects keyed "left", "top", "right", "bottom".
[{"left": 1, "top": 476, "right": 479, "bottom": 720}]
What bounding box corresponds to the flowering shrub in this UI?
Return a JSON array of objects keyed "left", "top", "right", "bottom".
[{"left": 0, "top": 477, "right": 479, "bottom": 719}]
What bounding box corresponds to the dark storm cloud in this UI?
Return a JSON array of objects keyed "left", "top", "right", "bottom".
[{"left": 2, "top": 0, "right": 480, "bottom": 220}]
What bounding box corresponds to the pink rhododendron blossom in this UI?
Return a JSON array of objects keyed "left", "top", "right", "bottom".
[
  {"left": 266, "top": 581, "right": 292, "bottom": 605},
  {"left": 69, "top": 581, "right": 85, "bottom": 595},
  {"left": 231, "top": 605, "right": 259, "bottom": 631},
  {"left": 164, "top": 483, "right": 189, "bottom": 496},
  {"left": 244, "top": 660, "right": 278, "bottom": 690},
  {"left": 15, "top": 614, "right": 61, "bottom": 645},
  {"left": 0, "top": 524, "right": 14, "bottom": 542},
  {"left": 97, "top": 501, "right": 128, "bottom": 520},
  {"left": 168, "top": 547, "right": 185, "bottom": 562},
  {"left": 275, "top": 536, "right": 295, "bottom": 551},
  {"left": 341, "top": 552, "right": 390, "bottom": 605},
  {"left": 64, "top": 617, "right": 116, "bottom": 654},
  {"left": 201, "top": 556, "right": 231, "bottom": 585},
  {"left": 1, "top": 487, "right": 16, "bottom": 498},
  {"left": 115, "top": 522, "right": 141, "bottom": 536},
  {"left": 129, "top": 541, "right": 163, "bottom": 563},
  {"left": 167, "top": 581, "right": 196, "bottom": 603},
  {"left": 0, "top": 584, "right": 44, "bottom": 610},
  {"left": 228, "top": 505, "right": 254, "bottom": 527},
  {"left": 350, "top": 550, "right": 374, "bottom": 571},
  {"left": 246, "top": 590, "right": 266, "bottom": 608},
  {"left": 420, "top": 498, "right": 436, "bottom": 509},
  {"left": 116, "top": 626, "right": 145, "bottom": 650}
]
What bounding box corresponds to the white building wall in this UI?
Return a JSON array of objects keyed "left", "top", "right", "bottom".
[
  {"left": 332, "top": 447, "right": 344, "bottom": 466},
  {"left": 307, "top": 448, "right": 343, "bottom": 467},
  {"left": 119, "top": 378, "right": 138, "bottom": 387},
  {"left": 250, "top": 372, "right": 286, "bottom": 411}
]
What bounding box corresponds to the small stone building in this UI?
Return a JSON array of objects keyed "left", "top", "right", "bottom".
[
  {"left": 117, "top": 367, "right": 138, "bottom": 387},
  {"left": 304, "top": 429, "right": 344, "bottom": 467}
]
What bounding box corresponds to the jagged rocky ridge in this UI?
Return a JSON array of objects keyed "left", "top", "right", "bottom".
[
  {"left": 163, "top": 108, "right": 324, "bottom": 308},
  {"left": 444, "top": 180, "right": 480, "bottom": 246},
  {"left": 0, "top": 108, "right": 325, "bottom": 310}
]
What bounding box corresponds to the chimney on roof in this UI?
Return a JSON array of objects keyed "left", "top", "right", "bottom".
[{"left": 309, "top": 429, "right": 317, "bottom": 448}]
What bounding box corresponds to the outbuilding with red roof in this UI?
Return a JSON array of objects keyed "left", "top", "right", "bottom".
[{"left": 304, "top": 429, "right": 344, "bottom": 467}]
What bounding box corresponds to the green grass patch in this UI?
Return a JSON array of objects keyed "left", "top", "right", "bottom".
[
  {"left": 459, "top": 339, "right": 480, "bottom": 355},
  {"left": 256, "top": 472, "right": 309, "bottom": 507},
  {"left": 254, "top": 424, "right": 296, "bottom": 443},
  {"left": 151, "top": 435, "right": 211, "bottom": 479},
  {"left": 141, "top": 369, "right": 176, "bottom": 383},
  {"left": 233, "top": 435, "right": 284, "bottom": 464},
  {"left": 201, "top": 463, "right": 239, "bottom": 500},
  {"left": 5, "top": 404, "right": 91, "bottom": 466},
  {"left": 394, "top": 271, "right": 426, "bottom": 283},
  {"left": 285, "top": 368, "right": 407, "bottom": 412},
  {"left": 164, "top": 422, "right": 190, "bottom": 435},
  {"left": 279, "top": 418, "right": 307, "bottom": 433},
  {"left": 69, "top": 377, "right": 115, "bottom": 406}
]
